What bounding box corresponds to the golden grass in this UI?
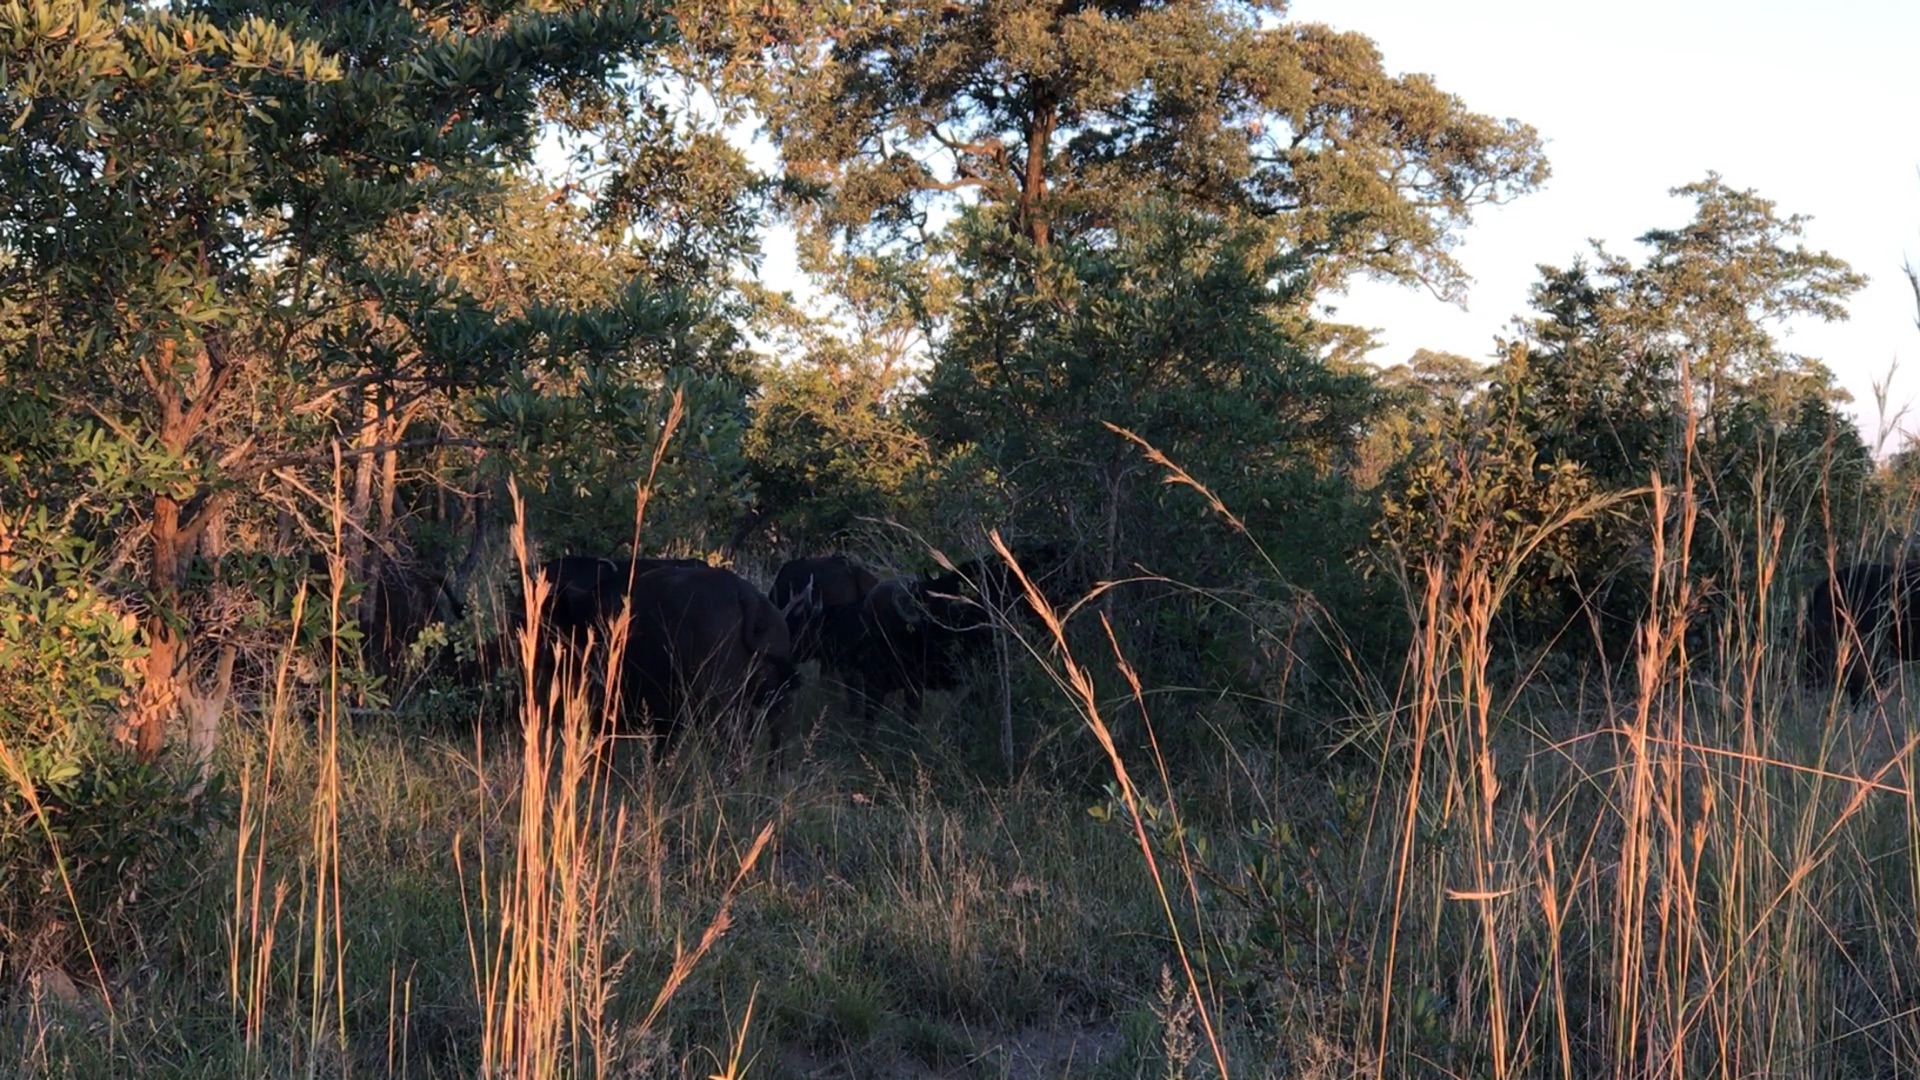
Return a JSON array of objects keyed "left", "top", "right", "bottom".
[
  {"left": 17, "top": 397, "right": 1920, "bottom": 1078},
  {"left": 989, "top": 529, "right": 1233, "bottom": 1080}
]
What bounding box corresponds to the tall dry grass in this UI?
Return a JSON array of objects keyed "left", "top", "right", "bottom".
[
  {"left": 1362, "top": 409, "right": 1920, "bottom": 1078},
  {"left": 215, "top": 389, "right": 772, "bottom": 1079},
  {"left": 1067, "top": 390, "right": 1920, "bottom": 1077},
  {"left": 987, "top": 529, "right": 1234, "bottom": 1080},
  {"left": 224, "top": 483, "right": 358, "bottom": 1073},
  {"left": 459, "top": 480, "right": 635, "bottom": 1080},
  {"left": 459, "top": 393, "right": 778, "bottom": 1079}
]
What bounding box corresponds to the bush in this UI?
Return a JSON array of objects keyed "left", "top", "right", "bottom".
[
  {"left": 0, "top": 744, "right": 231, "bottom": 983},
  {"left": 0, "top": 524, "right": 232, "bottom": 985}
]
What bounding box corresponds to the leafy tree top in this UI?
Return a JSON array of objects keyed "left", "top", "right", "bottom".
[
  {"left": 2, "top": 0, "right": 670, "bottom": 352},
  {"left": 1503, "top": 175, "right": 1865, "bottom": 441},
  {"left": 681, "top": 0, "right": 1548, "bottom": 300}
]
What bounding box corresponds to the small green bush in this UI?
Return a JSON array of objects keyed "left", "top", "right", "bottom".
[{"left": 0, "top": 527, "right": 233, "bottom": 984}]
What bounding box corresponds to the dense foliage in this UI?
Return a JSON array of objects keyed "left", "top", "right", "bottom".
[
  {"left": 1, "top": 0, "right": 1908, "bottom": 1075},
  {"left": 1481, "top": 178, "right": 1871, "bottom": 658}
]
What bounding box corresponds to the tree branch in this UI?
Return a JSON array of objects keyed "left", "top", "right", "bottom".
[{"left": 225, "top": 436, "right": 496, "bottom": 486}]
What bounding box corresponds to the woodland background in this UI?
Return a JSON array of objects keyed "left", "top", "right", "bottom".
[{"left": 3, "top": 1, "right": 1918, "bottom": 1077}]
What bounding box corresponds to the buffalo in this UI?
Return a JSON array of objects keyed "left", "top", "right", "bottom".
[
  {"left": 804, "top": 544, "right": 1086, "bottom": 730},
  {"left": 617, "top": 564, "right": 799, "bottom": 761},
  {"left": 522, "top": 555, "right": 707, "bottom": 647},
  {"left": 821, "top": 574, "right": 994, "bottom": 729},
  {"left": 507, "top": 556, "right": 796, "bottom": 766},
  {"left": 528, "top": 555, "right": 627, "bottom": 645},
  {"left": 1802, "top": 561, "right": 1920, "bottom": 701},
  {"left": 770, "top": 555, "right": 881, "bottom": 661},
  {"left": 770, "top": 555, "right": 881, "bottom": 706}
]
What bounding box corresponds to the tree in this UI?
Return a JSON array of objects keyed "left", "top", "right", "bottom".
[
  {"left": 1481, "top": 176, "right": 1870, "bottom": 657},
  {"left": 1614, "top": 175, "right": 1864, "bottom": 439},
  {"left": 1504, "top": 261, "right": 1679, "bottom": 493},
  {"left": 1354, "top": 348, "right": 1487, "bottom": 490},
  {"left": 0, "top": 0, "right": 675, "bottom": 760},
  {"left": 1502, "top": 175, "right": 1865, "bottom": 501},
  {"left": 377, "top": 175, "right": 764, "bottom": 561},
  {"left": 919, "top": 202, "right": 1379, "bottom": 592},
  {"left": 683, "top": 0, "right": 1547, "bottom": 301},
  {"left": 740, "top": 345, "right": 927, "bottom": 550}
]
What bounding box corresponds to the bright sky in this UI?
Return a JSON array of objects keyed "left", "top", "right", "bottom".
[{"left": 1284, "top": 0, "right": 1920, "bottom": 450}]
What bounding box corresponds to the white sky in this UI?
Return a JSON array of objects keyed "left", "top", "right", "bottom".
[{"left": 1284, "top": 0, "right": 1920, "bottom": 449}]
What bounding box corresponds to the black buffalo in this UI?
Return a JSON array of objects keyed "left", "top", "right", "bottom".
[
  {"left": 528, "top": 555, "right": 626, "bottom": 646},
  {"left": 770, "top": 555, "right": 882, "bottom": 662},
  {"left": 821, "top": 574, "right": 993, "bottom": 728},
  {"left": 770, "top": 555, "right": 881, "bottom": 707},
  {"left": 805, "top": 544, "right": 1086, "bottom": 730},
  {"left": 1802, "top": 561, "right": 1920, "bottom": 700},
  {"left": 617, "top": 564, "right": 799, "bottom": 761},
  {"left": 525, "top": 555, "right": 707, "bottom": 646},
  {"left": 514, "top": 556, "right": 794, "bottom": 763}
]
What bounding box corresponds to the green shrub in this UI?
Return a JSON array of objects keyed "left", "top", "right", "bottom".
[{"left": 0, "top": 525, "right": 232, "bottom": 983}]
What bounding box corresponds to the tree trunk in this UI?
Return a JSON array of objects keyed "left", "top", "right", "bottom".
[
  {"left": 995, "top": 624, "right": 1015, "bottom": 777},
  {"left": 1102, "top": 457, "right": 1125, "bottom": 608},
  {"left": 377, "top": 399, "right": 425, "bottom": 546},
  {"left": 126, "top": 234, "right": 235, "bottom": 759},
  {"left": 183, "top": 503, "right": 235, "bottom": 788},
  {"left": 348, "top": 389, "right": 380, "bottom": 642},
  {"left": 132, "top": 493, "right": 186, "bottom": 759},
  {"left": 183, "top": 644, "right": 236, "bottom": 793},
  {"left": 1019, "top": 91, "right": 1058, "bottom": 247},
  {"left": 377, "top": 420, "right": 401, "bottom": 542},
  {"left": 723, "top": 504, "right": 770, "bottom": 560},
  {"left": 450, "top": 487, "right": 489, "bottom": 612}
]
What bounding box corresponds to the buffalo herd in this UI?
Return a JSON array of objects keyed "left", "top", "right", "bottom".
[
  {"left": 372, "top": 542, "right": 1920, "bottom": 749},
  {"left": 499, "top": 546, "right": 1075, "bottom": 766}
]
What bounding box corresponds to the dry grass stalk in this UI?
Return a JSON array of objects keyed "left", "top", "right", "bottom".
[
  {"left": 462, "top": 390, "right": 769, "bottom": 1078},
  {"left": 989, "top": 530, "right": 1232, "bottom": 1080},
  {"left": 467, "top": 485, "right": 629, "bottom": 1080},
  {"left": 229, "top": 582, "right": 305, "bottom": 1058}
]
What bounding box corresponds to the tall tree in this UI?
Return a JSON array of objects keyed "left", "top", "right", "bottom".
[
  {"left": 685, "top": 0, "right": 1547, "bottom": 300},
  {"left": 1502, "top": 176, "right": 1864, "bottom": 490},
  {"left": 1479, "top": 176, "right": 1870, "bottom": 656},
  {"left": 740, "top": 341, "right": 927, "bottom": 550},
  {"left": 1352, "top": 348, "right": 1487, "bottom": 490},
  {"left": 1614, "top": 174, "right": 1864, "bottom": 438},
  {"left": 919, "top": 202, "right": 1379, "bottom": 588}
]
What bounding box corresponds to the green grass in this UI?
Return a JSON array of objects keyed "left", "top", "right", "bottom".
[
  {"left": 9, "top": 676, "right": 1204, "bottom": 1078},
  {"left": 14, "top": 595, "right": 1920, "bottom": 1078}
]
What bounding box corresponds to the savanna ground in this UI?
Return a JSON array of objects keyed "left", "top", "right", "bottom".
[{"left": 13, "top": 479, "right": 1920, "bottom": 1080}]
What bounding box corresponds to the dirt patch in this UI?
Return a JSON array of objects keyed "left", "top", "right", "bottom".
[
  {"left": 774, "top": 1020, "right": 1124, "bottom": 1079},
  {"left": 977, "top": 1022, "right": 1125, "bottom": 1079}
]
